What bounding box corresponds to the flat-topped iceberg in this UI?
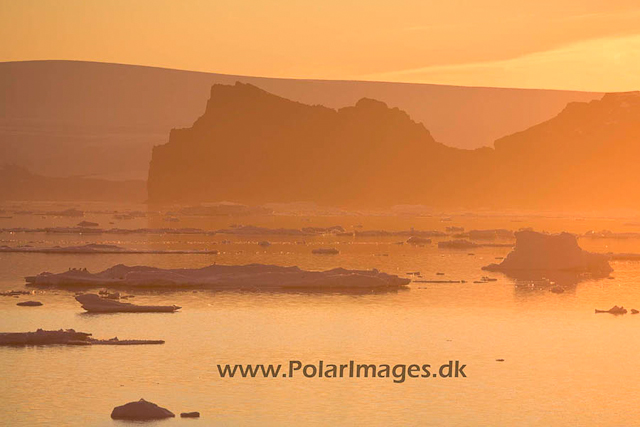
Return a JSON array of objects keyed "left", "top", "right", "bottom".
[
  {"left": 483, "top": 230, "right": 612, "bottom": 274},
  {"left": 75, "top": 294, "right": 180, "bottom": 313},
  {"left": 25, "top": 263, "right": 410, "bottom": 291},
  {"left": 0, "top": 329, "right": 164, "bottom": 346}
]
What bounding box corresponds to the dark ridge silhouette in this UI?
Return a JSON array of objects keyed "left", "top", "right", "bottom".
[
  {"left": 0, "top": 60, "right": 598, "bottom": 180},
  {"left": 0, "top": 165, "right": 145, "bottom": 202},
  {"left": 148, "top": 82, "right": 483, "bottom": 206},
  {"left": 487, "top": 91, "right": 640, "bottom": 209},
  {"left": 148, "top": 84, "right": 640, "bottom": 210}
]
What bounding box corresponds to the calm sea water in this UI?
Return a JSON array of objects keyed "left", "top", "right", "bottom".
[{"left": 2, "top": 203, "right": 640, "bottom": 426}]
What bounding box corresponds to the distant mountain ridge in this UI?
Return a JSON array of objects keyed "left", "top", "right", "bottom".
[
  {"left": 0, "top": 60, "right": 598, "bottom": 180},
  {"left": 0, "top": 165, "right": 145, "bottom": 202},
  {"left": 148, "top": 83, "right": 640, "bottom": 210}
]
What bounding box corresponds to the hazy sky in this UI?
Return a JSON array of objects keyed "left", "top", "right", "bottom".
[{"left": 2, "top": 0, "right": 640, "bottom": 91}]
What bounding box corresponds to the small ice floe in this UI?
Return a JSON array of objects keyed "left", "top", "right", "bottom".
[
  {"left": 406, "top": 236, "right": 431, "bottom": 245},
  {"left": 595, "top": 306, "right": 627, "bottom": 315},
  {"left": 0, "top": 329, "right": 164, "bottom": 346},
  {"left": 111, "top": 399, "right": 174, "bottom": 420},
  {"left": 16, "top": 301, "right": 42, "bottom": 307},
  {"left": 75, "top": 294, "right": 180, "bottom": 313},
  {"left": 311, "top": 248, "right": 339, "bottom": 255}
]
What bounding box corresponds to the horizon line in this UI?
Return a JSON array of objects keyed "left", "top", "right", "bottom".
[{"left": 0, "top": 58, "right": 611, "bottom": 94}]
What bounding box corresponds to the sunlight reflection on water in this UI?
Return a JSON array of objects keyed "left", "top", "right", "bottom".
[{"left": 2, "top": 204, "right": 640, "bottom": 426}]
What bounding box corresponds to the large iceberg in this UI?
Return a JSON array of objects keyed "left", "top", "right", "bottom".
[
  {"left": 25, "top": 263, "right": 410, "bottom": 292},
  {"left": 483, "top": 230, "right": 612, "bottom": 274}
]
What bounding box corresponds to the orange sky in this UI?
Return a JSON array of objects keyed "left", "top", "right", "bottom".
[{"left": 1, "top": 0, "right": 639, "bottom": 91}]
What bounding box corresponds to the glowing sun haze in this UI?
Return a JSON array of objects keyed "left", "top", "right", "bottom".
[{"left": 1, "top": 0, "right": 639, "bottom": 91}]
